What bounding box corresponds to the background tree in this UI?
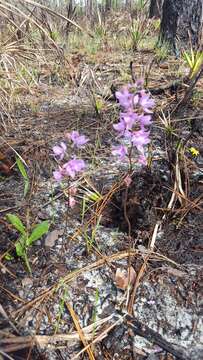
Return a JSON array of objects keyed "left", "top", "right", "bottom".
[
  {"left": 85, "top": 0, "right": 94, "bottom": 18},
  {"left": 125, "top": 0, "right": 132, "bottom": 10},
  {"left": 149, "top": 0, "right": 162, "bottom": 18},
  {"left": 159, "top": 0, "right": 203, "bottom": 53},
  {"left": 105, "top": 0, "right": 112, "bottom": 12}
]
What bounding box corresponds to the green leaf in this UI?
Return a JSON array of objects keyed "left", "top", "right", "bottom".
[
  {"left": 95, "top": 99, "right": 103, "bottom": 112},
  {"left": 183, "top": 51, "right": 192, "bottom": 68},
  {"left": 23, "top": 179, "right": 29, "bottom": 197},
  {"left": 192, "top": 52, "right": 203, "bottom": 77},
  {"left": 15, "top": 235, "right": 26, "bottom": 257},
  {"left": 27, "top": 221, "right": 50, "bottom": 246},
  {"left": 4, "top": 253, "right": 14, "bottom": 260},
  {"left": 15, "top": 242, "right": 24, "bottom": 257},
  {"left": 191, "top": 48, "right": 195, "bottom": 66},
  {"left": 7, "top": 214, "right": 26, "bottom": 235},
  {"left": 16, "top": 157, "right": 29, "bottom": 197},
  {"left": 86, "top": 191, "right": 101, "bottom": 202},
  {"left": 16, "top": 157, "right": 28, "bottom": 180}
]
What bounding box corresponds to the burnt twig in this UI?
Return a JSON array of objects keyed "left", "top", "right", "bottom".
[{"left": 123, "top": 313, "right": 189, "bottom": 360}]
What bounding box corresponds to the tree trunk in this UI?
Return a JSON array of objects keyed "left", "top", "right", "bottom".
[
  {"left": 105, "top": 0, "right": 112, "bottom": 12},
  {"left": 149, "top": 0, "right": 162, "bottom": 18},
  {"left": 125, "top": 0, "right": 132, "bottom": 10},
  {"left": 86, "top": 0, "right": 93, "bottom": 18},
  {"left": 65, "top": 0, "right": 75, "bottom": 38},
  {"left": 159, "top": 0, "right": 203, "bottom": 53}
]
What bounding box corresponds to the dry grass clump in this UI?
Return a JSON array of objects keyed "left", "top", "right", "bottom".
[{"left": 0, "top": 0, "right": 87, "bottom": 121}]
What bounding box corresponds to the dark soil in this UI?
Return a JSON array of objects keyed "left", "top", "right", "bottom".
[{"left": 106, "top": 166, "right": 203, "bottom": 265}]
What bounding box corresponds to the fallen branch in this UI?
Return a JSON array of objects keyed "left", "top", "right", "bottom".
[{"left": 124, "top": 313, "right": 189, "bottom": 360}]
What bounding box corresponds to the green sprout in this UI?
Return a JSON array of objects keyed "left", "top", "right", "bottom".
[
  {"left": 92, "top": 288, "right": 99, "bottom": 337},
  {"left": 83, "top": 216, "right": 102, "bottom": 253},
  {"left": 183, "top": 48, "right": 203, "bottom": 79},
  {"left": 16, "top": 156, "right": 29, "bottom": 197},
  {"left": 7, "top": 214, "right": 49, "bottom": 273},
  {"left": 54, "top": 281, "right": 69, "bottom": 334},
  {"left": 81, "top": 184, "right": 103, "bottom": 223}
]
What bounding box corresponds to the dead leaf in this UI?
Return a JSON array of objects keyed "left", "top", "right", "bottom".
[
  {"left": 138, "top": 245, "right": 148, "bottom": 254},
  {"left": 22, "top": 277, "right": 33, "bottom": 287},
  {"left": 166, "top": 266, "right": 186, "bottom": 278},
  {"left": 115, "top": 266, "right": 136, "bottom": 290},
  {"left": 45, "top": 229, "right": 63, "bottom": 248}
]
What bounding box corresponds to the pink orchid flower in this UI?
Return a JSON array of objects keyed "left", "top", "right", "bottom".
[
  {"left": 52, "top": 142, "right": 67, "bottom": 160},
  {"left": 66, "top": 131, "right": 89, "bottom": 148},
  {"left": 112, "top": 145, "right": 128, "bottom": 160},
  {"left": 139, "top": 90, "right": 155, "bottom": 113},
  {"left": 63, "top": 159, "right": 85, "bottom": 178}
]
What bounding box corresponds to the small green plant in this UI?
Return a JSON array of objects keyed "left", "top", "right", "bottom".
[
  {"left": 129, "top": 15, "right": 151, "bottom": 52},
  {"left": 81, "top": 184, "right": 103, "bottom": 223},
  {"left": 92, "top": 288, "right": 99, "bottom": 337},
  {"left": 95, "top": 98, "right": 104, "bottom": 115},
  {"left": 83, "top": 216, "right": 102, "bottom": 253},
  {"left": 16, "top": 156, "right": 29, "bottom": 197},
  {"left": 54, "top": 280, "right": 69, "bottom": 333},
  {"left": 94, "top": 24, "right": 106, "bottom": 39},
  {"left": 183, "top": 48, "right": 203, "bottom": 78},
  {"left": 7, "top": 214, "right": 49, "bottom": 273},
  {"left": 158, "top": 111, "right": 177, "bottom": 136},
  {"left": 155, "top": 41, "right": 170, "bottom": 61},
  {"left": 50, "top": 30, "right": 60, "bottom": 41},
  {"left": 94, "top": 8, "right": 107, "bottom": 39},
  {"left": 129, "top": 20, "right": 145, "bottom": 51},
  {"left": 136, "top": 0, "right": 146, "bottom": 11},
  {"left": 152, "top": 18, "right": 160, "bottom": 32}
]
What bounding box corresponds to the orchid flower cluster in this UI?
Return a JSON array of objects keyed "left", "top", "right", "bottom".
[
  {"left": 52, "top": 131, "right": 89, "bottom": 208},
  {"left": 112, "top": 81, "right": 154, "bottom": 167}
]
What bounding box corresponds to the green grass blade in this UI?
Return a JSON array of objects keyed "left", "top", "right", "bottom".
[
  {"left": 16, "top": 157, "right": 28, "bottom": 180},
  {"left": 7, "top": 214, "right": 26, "bottom": 235},
  {"left": 27, "top": 220, "right": 50, "bottom": 246}
]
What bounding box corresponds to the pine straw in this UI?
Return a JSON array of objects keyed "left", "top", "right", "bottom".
[
  {"left": 1, "top": 248, "right": 179, "bottom": 357},
  {"left": 0, "top": 314, "right": 116, "bottom": 353}
]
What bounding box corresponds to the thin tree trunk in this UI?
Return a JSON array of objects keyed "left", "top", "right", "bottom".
[
  {"left": 105, "top": 0, "right": 112, "bottom": 12},
  {"left": 86, "top": 0, "right": 93, "bottom": 18},
  {"left": 149, "top": 0, "right": 162, "bottom": 18},
  {"left": 178, "top": 0, "right": 203, "bottom": 47},
  {"left": 159, "top": 0, "right": 203, "bottom": 53},
  {"left": 65, "top": 0, "right": 75, "bottom": 38},
  {"left": 125, "top": 0, "right": 132, "bottom": 10}
]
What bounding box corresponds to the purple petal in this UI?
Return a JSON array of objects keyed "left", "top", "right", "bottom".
[
  {"left": 112, "top": 145, "right": 127, "bottom": 160},
  {"left": 113, "top": 119, "right": 126, "bottom": 133},
  {"left": 70, "top": 131, "right": 89, "bottom": 148},
  {"left": 138, "top": 154, "right": 147, "bottom": 165},
  {"left": 139, "top": 90, "right": 155, "bottom": 113},
  {"left": 121, "top": 111, "right": 137, "bottom": 130},
  {"left": 63, "top": 159, "right": 86, "bottom": 178},
  {"left": 53, "top": 169, "right": 63, "bottom": 181},
  {"left": 68, "top": 196, "right": 76, "bottom": 208},
  {"left": 60, "top": 142, "right": 67, "bottom": 151},
  {"left": 133, "top": 94, "right": 139, "bottom": 106},
  {"left": 63, "top": 163, "right": 76, "bottom": 178},
  {"left": 52, "top": 142, "right": 67, "bottom": 160},
  {"left": 70, "top": 159, "right": 85, "bottom": 171},
  {"left": 136, "top": 79, "right": 144, "bottom": 88},
  {"left": 52, "top": 145, "right": 62, "bottom": 156},
  {"left": 139, "top": 114, "right": 152, "bottom": 126},
  {"left": 115, "top": 87, "right": 133, "bottom": 109},
  {"left": 131, "top": 130, "right": 150, "bottom": 148}
]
